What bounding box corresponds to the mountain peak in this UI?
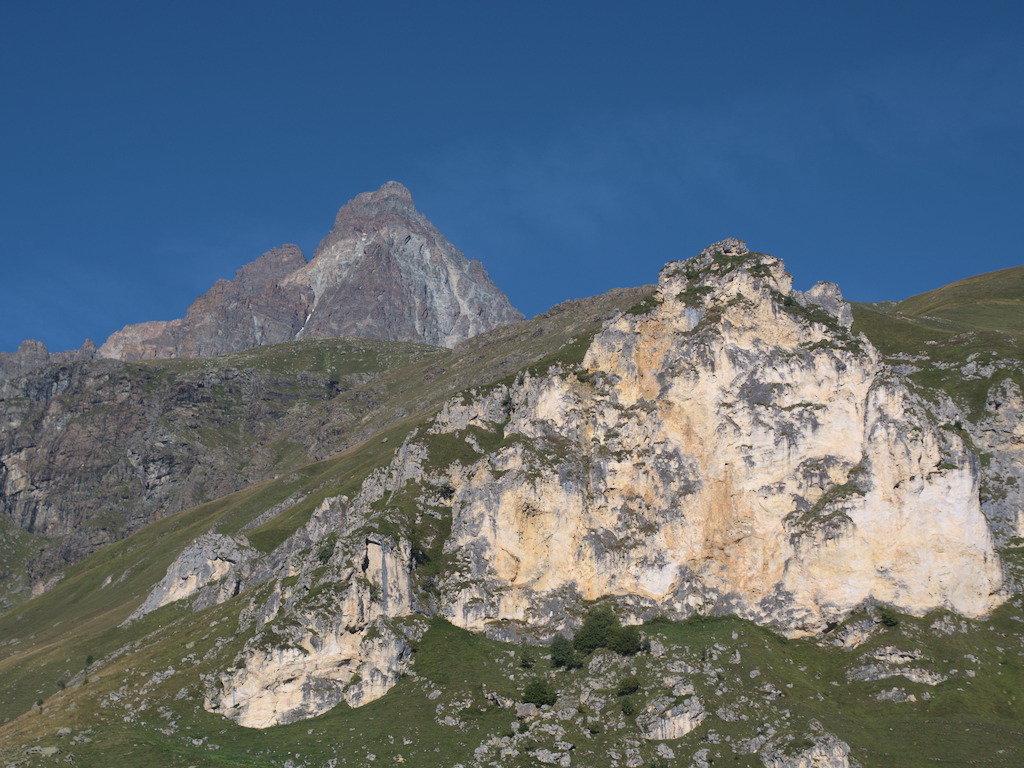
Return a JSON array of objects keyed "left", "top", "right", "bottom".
[
  {"left": 97, "top": 183, "right": 522, "bottom": 359},
  {"left": 332, "top": 181, "right": 418, "bottom": 233},
  {"left": 375, "top": 180, "right": 414, "bottom": 203},
  {"left": 699, "top": 238, "right": 748, "bottom": 259}
]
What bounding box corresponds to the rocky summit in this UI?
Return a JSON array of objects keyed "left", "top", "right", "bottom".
[
  {"left": 97, "top": 182, "right": 523, "bottom": 360},
  {"left": 1, "top": 236, "right": 1023, "bottom": 768}
]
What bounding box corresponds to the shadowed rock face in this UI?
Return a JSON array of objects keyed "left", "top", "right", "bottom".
[
  {"left": 98, "top": 246, "right": 311, "bottom": 361},
  {"left": 97, "top": 183, "right": 522, "bottom": 360}
]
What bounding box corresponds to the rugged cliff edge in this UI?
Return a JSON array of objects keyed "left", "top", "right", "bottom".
[
  {"left": 96, "top": 182, "right": 523, "bottom": 360},
  {"left": 178, "top": 241, "right": 1007, "bottom": 728}
]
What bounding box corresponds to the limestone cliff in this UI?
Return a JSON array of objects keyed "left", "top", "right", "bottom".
[
  {"left": 190, "top": 241, "right": 1007, "bottom": 730},
  {"left": 98, "top": 182, "right": 522, "bottom": 360},
  {"left": 205, "top": 449, "right": 430, "bottom": 727},
  {"left": 437, "top": 240, "right": 1003, "bottom": 636}
]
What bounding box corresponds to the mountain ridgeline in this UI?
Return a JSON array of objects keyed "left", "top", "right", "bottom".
[
  {"left": 1, "top": 198, "right": 1023, "bottom": 767},
  {"left": 97, "top": 181, "right": 523, "bottom": 360}
]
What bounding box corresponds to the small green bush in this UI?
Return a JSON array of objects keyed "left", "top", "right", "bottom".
[
  {"left": 550, "top": 634, "right": 582, "bottom": 669},
  {"left": 878, "top": 605, "right": 900, "bottom": 628},
  {"left": 574, "top": 606, "right": 621, "bottom": 654},
  {"left": 316, "top": 533, "right": 338, "bottom": 565},
  {"left": 519, "top": 649, "right": 536, "bottom": 669},
  {"left": 625, "top": 295, "right": 663, "bottom": 316},
  {"left": 616, "top": 674, "right": 641, "bottom": 697},
  {"left": 523, "top": 680, "right": 556, "bottom": 707},
  {"left": 620, "top": 695, "right": 636, "bottom": 716},
  {"left": 608, "top": 624, "right": 644, "bottom": 656},
  {"left": 573, "top": 606, "right": 648, "bottom": 657}
]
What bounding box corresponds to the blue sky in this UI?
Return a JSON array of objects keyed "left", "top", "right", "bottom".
[{"left": 2, "top": 1, "right": 1022, "bottom": 353}]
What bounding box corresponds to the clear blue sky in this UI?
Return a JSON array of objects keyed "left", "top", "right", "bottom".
[{"left": 2, "top": 1, "right": 1022, "bottom": 353}]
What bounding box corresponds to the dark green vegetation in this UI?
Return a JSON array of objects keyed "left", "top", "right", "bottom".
[
  {"left": 852, "top": 265, "right": 1024, "bottom": 417},
  {"left": 570, "top": 606, "right": 648, "bottom": 657},
  {"left": 545, "top": 609, "right": 649, "bottom": 675}
]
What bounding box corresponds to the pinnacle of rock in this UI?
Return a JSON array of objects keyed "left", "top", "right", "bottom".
[
  {"left": 699, "top": 238, "right": 748, "bottom": 258},
  {"left": 330, "top": 182, "right": 418, "bottom": 234}
]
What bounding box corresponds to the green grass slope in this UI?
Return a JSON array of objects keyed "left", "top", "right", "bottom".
[
  {"left": 851, "top": 265, "right": 1024, "bottom": 417},
  {"left": 3, "top": 594, "right": 1024, "bottom": 767},
  {"left": 895, "top": 265, "right": 1024, "bottom": 336}
]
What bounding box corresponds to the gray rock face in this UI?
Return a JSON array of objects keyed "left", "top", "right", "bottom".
[
  {"left": 0, "top": 339, "right": 96, "bottom": 382},
  {"left": 124, "top": 533, "right": 257, "bottom": 623},
  {"left": 0, "top": 345, "right": 381, "bottom": 590},
  {"left": 98, "top": 183, "right": 522, "bottom": 360},
  {"left": 287, "top": 182, "right": 523, "bottom": 348},
  {"left": 971, "top": 379, "right": 1024, "bottom": 544}
]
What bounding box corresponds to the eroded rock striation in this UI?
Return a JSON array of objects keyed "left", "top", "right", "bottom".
[
  {"left": 98, "top": 182, "right": 522, "bottom": 360},
  {"left": 205, "top": 458, "right": 429, "bottom": 727},
  {"left": 972, "top": 379, "right": 1024, "bottom": 543},
  {"left": 124, "top": 533, "right": 257, "bottom": 624}
]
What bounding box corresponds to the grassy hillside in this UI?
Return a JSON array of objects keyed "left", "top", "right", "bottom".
[
  {"left": 851, "top": 265, "right": 1024, "bottom": 417},
  {"left": 895, "top": 265, "right": 1024, "bottom": 336},
  {"left": 2, "top": 590, "right": 1023, "bottom": 766}
]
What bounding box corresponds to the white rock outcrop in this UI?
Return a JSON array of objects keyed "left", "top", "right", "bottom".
[
  {"left": 637, "top": 695, "right": 706, "bottom": 740},
  {"left": 205, "top": 535, "right": 418, "bottom": 728},
  {"left": 761, "top": 731, "right": 852, "bottom": 768},
  {"left": 438, "top": 240, "right": 1004, "bottom": 635},
  {"left": 124, "top": 533, "right": 256, "bottom": 623}
]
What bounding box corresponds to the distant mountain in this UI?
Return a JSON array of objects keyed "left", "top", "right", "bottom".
[{"left": 97, "top": 182, "right": 523, "bottom": 360}]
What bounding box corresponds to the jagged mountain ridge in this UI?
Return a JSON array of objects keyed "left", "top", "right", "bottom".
[
  {"left": 96, "top": 182, "right": 523, "bottom": 360},
  {"left": 1, "top": 241, "right": 1023, "bottom": 767}
]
